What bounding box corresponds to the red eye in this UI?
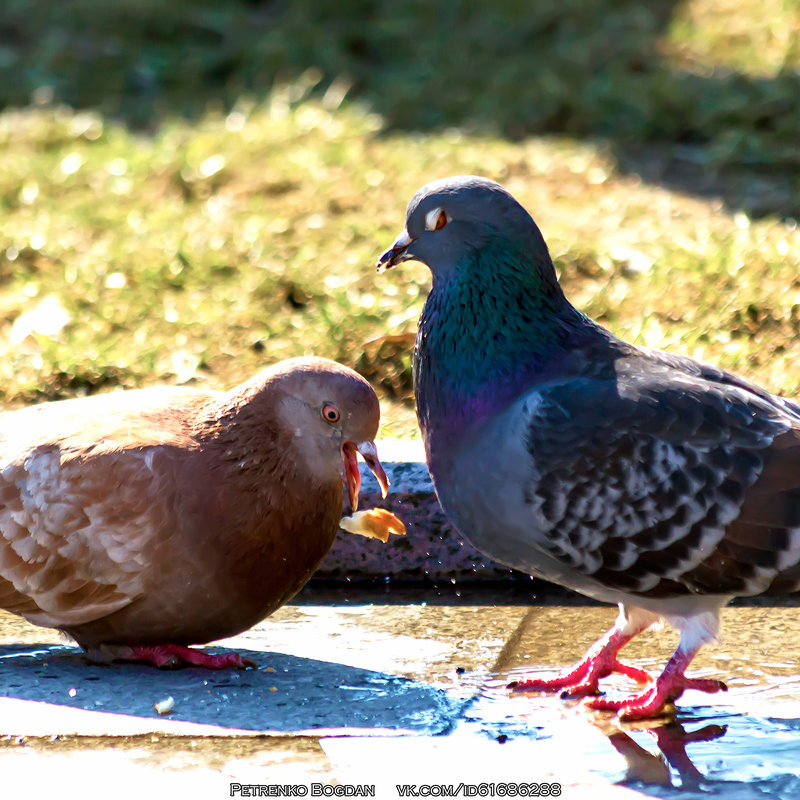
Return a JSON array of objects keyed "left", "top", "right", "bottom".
[
  {"left": 434, "top": 210, "right": 447, "bottom": 230},
  {"left": 322, "top": 404, "right": 341, "bottom": 423}
]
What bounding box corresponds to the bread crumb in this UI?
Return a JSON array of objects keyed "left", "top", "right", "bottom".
[
  {"left": 339, "top": 508, "right": 406, "bottom": 543},
  {"left": 154, "top": 696, "right": 174, "bottom": 715}
]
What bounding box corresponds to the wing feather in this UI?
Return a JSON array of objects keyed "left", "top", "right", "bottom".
[
  {"left": 0, "top": 387, "right": 215, "bottom": 629},
  {"left": 524, "top": 358, "right": 800, "bottom": 598}
]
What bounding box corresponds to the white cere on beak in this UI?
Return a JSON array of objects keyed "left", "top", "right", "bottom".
[
  {"left": 358, "top": 441, "right": 379, "bottom": 460},
  {"left": 424, "top": 207, "right": 449, "bottom": 231}
]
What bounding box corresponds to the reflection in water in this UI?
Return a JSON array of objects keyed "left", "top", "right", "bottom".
[
  {"left": 465, "top": 661, "right": 800, "bottom": 797},
  {"left": 590, "top": 713, "right": 727, "bottom": 790}
]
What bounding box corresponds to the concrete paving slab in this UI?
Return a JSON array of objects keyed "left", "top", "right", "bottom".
[
  {"left": 0, "top": 601, "right": 532, "bottom": 798},
  {"left": 0, "top": 604, "right": 527, "bottom": 738},
  {"left": 0, "top": 734, "right": 334, "bottom": 796},
  {"left": 1, "top": 569, "right": 800, "bottom": 797}
]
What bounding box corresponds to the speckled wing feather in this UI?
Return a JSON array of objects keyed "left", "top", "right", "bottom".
[
  {"left": 0, "top": 388, "right": 210, "bottom": 630},
  {"left": 523, "top": 355, "right": 800, "bottom": 598}
]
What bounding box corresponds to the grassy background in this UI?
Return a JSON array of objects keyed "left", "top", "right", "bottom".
[{"left": 0, "top": 0, "right": 798, "bottom": 436}]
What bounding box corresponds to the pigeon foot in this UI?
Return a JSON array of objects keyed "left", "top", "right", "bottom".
[
  {"left": 94, "top": 644, "right": 257, "bottom": 670},
  {"left": 584, "top": 650, "right": 727, "bottom": 720},
  {"left": 508, "top": 628, "right": 652, "bottom": 697}
]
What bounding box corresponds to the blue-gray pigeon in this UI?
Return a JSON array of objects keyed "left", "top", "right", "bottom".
[{"left": 377, "top": 175, "right": 800, "bottom": 719}]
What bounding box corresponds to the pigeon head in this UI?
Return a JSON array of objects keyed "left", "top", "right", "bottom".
[
  {"left": 377, "top": 175, "right": 552, "bottom": 285},
  {"left": 376, "top": 177, "right": 591, "bottom": 448},
  {"left": 226, "top": 357, "right": 388, "bottom": 511}
]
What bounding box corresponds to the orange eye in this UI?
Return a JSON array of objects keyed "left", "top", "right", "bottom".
[
  {"left": 322, "top": 404, "right": 341, "bottom": 423},
  {"left": 425, "top": 207, "right": 448, "bottom": 231}
]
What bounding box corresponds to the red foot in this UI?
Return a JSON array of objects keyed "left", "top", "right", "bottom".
[
  {"left": 125, "top": 644, "right": 256, "bottom": 670},
  {"left": 508, "top": 628, "right": 651, "bottom": 698},
  {"left": 584, "top": 650, "right": 726, "bottom": 719}
]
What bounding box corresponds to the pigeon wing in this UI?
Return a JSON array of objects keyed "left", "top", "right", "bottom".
[
  {"left": 523, "top": 363, "right": 800, "bottom": 598},
  {"left": 0, "top": 442, "right": 179, "bottom": 630}
]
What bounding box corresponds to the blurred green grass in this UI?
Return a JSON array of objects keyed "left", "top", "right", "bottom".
[
  {"left": 1, "top": 0, "right": 799, "bottom": 215},
  {"left": 0, "top": 1, "right": 798, "bottom": 437}
]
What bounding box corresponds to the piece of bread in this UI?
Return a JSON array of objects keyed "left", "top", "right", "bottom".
[{"left": 339, "top": 508, "right": 406, "bottom": 543}]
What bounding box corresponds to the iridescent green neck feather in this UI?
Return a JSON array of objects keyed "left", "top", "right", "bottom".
[{"left": 414, "top": 235, "right": 593, "bottom": 447}]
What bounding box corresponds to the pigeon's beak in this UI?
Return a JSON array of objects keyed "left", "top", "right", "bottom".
[
  {"left": 376, "top": 229, "right": 414, "bottom": 273},
  {"left": 341, "top": 441, "right": 389, "bottom": 511}
]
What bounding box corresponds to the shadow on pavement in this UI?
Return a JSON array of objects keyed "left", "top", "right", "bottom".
[{"left": 0, "top": 643, "right": 457, "bottom": 735}]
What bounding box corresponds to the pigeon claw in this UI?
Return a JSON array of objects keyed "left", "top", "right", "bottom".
[
  {"left": 560, "top": 685, "right": 605, "bottom": 700},
  {"left": 583, "top": 674, "right": 727, "bottom": 720},
  {"left": 508, "top": 643, "right": 652, "bottom": 698},
  {"left": 121, "top": 644, "right": 257, "bottom": 670}
]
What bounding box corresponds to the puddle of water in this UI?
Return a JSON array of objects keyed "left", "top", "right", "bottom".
[
  {"left": 456, "top": 670, "right": 800, "bottom": 796},
  {"left": 2, "top": 598, "right": 800, "bottom": 796},
  {"left": 446, "top": 603, "right": 800, "bottom": 797}
]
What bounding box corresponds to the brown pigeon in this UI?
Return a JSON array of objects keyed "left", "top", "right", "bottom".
[{"left": 0, "top": 357, "right": 388, "bottom": 669}]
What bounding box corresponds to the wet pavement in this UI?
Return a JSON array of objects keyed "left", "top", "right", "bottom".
[{"left": 1, "top": 588, "right": 799, "bottom": 799}]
